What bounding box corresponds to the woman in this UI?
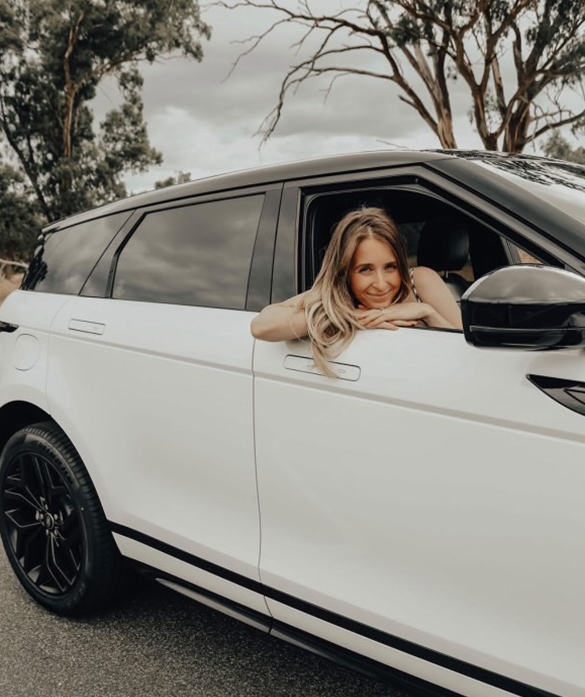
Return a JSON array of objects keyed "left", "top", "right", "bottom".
[{"left": 251, "top": 207, "right": 462, "bottom": 377}]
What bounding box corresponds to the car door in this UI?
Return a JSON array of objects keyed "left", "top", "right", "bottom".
[
  {"left": 47, "top": 186, "right": 280, "bottom": 613},
  {"left": 253, "top": 175, "right": 585, "bottom": 697}
]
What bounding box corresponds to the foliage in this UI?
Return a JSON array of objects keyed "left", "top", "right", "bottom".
[
  {"left": 219, "top": 0, "right": 585, "bottom": 153},
  {"left": 154, "top": 170, "right": 192, "bottom": 189},
  {"left": 0, "top": 0, "right": 209, "bottom": 223},
  {"left": 543, "top": 132, "right": 585, "bottom": 165},
  {"left": 0, "top": 161, "right": 42, "bottom": 261}
]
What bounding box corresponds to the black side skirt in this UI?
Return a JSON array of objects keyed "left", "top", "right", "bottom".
[{"left": 110, "top": 522, "right": 558, "bottom": 697}]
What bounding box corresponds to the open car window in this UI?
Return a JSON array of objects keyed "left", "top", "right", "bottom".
[{"left": 304, "top": 187, "right": 512, "bottom": 301}]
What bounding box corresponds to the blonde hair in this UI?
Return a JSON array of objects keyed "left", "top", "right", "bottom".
[{"left": 299, "top": 207, "right": 410, "bottom": 378}]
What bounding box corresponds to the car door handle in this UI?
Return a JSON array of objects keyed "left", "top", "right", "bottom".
[
  {"left": 527, "top": 374, "right": 585, "bottom": 417},
  {"left": 68, "top": 319, "right": 106, "bottom": 335},
  {"left": 284, "top": 354, "right": 360, "bottom": 381}
]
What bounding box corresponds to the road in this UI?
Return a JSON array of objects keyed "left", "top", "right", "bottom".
[{"left": 0, "top": 552, "right": 412, "bottom": 697}]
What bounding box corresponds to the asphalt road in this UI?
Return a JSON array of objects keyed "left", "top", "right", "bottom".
[{"left": 0, "top": 551, "right": 413, "bottom": 697}]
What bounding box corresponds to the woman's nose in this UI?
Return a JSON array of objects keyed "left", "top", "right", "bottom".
[{"left": 373, "top": 270, "right": 388, "bottom": 288}]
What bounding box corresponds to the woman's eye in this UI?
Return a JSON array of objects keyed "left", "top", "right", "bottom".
[
  {"left": 359, "top": 267, "right": 371, "bottom": 273},
  {"left": 386, "top": 264, "right": 397, "bottom": 270}
]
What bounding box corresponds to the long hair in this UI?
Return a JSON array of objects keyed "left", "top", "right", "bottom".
[{"left": 298, "top": 207, "right": 410, "bottom": 378}]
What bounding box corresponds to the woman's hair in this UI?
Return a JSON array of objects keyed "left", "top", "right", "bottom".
[{"left": 298, "top": 206, "right": 410, "bottom": 378}]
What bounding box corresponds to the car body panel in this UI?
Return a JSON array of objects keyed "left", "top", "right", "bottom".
[
  {"left": 46, "top": 297, "right": 263, "bottom": 590},
  {"left": 0, "top": 290, "right": 71, "bottom": 413},
  {"left": 253, "top": 329, "right": 585, "bottom": 696}
]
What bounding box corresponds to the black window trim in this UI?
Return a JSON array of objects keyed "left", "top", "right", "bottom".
[
  {"left": 79, "top": 209, "right": 141, "bottom": 298},
  {"left": 271, "top": 165, "right": 572, "bottom": 308},
  {"left": 106, "top": 184, "right": 282, "bottom": 311},
  {"left": 23, "top": 210, "right": 134, "bottom": 295}
]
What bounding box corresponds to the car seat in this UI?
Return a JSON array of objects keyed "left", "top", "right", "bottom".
[{"left": 416, "top": 217, "right": 471, "bottom": 302}]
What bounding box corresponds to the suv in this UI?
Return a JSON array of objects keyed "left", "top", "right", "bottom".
[{"left": 1, "top": 150, "right": 584, "bottom": 697}]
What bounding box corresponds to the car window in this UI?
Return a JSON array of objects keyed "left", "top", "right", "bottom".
[
  {"left": 112, "top": 195, "right": 264, "bottom": 309},
  {"left": 22, "top": 212, "right": 131, "bottom": 295},
  {"left": 508, "top": 244, "right": 544, "bottom": 265},
  {"left": 399, "top": 219, "right": 475, "bottom": 282},
  {"left": 305, "top": 188, "right": 508, "bottom": 289}
]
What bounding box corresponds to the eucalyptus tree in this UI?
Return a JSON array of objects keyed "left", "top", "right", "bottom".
[{"left": 219, "top": 0, "right": 585, "bottom": 153}]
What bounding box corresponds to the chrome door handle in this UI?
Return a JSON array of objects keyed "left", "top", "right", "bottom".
[
  {"left": 284, "top": 354, "right": 360, "bottom": 381},
  {"left": 68, "top": 319, "right": 105, "bottom": 335}
]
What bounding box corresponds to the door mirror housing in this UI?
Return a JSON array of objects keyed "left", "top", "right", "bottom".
[{"left": 461, "top": 265, "right": 585, "bottom": 350}]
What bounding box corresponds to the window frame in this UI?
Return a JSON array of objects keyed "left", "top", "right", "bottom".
[
  {"left": 271, "top": 165, "right": 569, "bottom": 304},
  {"left": 105, "top": 184, "right": 282, "bottom": 311},
  {"left": 22, "top": 210, "right": 133, "bottom": 295},
  {"left": 80, "top": 209, "right": 141, "bottom": 298}
]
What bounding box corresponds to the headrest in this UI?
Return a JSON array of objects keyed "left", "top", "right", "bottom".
[{"left": 417, "top": 217, "right": 470, "bottom": 271}]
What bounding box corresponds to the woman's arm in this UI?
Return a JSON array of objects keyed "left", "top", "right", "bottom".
[{"left": 250, "top": 291, "right": 310, "bottom": 341}]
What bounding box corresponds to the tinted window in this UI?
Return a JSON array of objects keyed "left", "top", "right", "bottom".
[
  {"left": 306, "top": 188, "right": 513, "bottom": 291},
  {"left": 81, "top": 213, "right": 136, "bottom": 298},
  {"left": 113, "top": 195, "right": 264, "bottom": 309},
  {"left": 23, "top": 212, "right": 131, "bottom": 294}
]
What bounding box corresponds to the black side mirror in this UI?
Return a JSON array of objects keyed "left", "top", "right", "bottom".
[{"left": 461, "top": 265, "right": 585, "bottom": 350}]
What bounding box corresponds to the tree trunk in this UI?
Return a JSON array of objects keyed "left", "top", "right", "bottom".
[
  {"left": 504, "top": 103, "right": 531, "bottom": 152},
  {"left": 61, "top": 13, "right": 84, "bottom": 198},
  {"left": 436, "top": 113, "right": 457, "bottom": 149}
]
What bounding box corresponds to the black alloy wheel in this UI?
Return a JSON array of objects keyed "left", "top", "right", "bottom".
[{"left": 0, "top": 421, "right": 122, "bottom": 615}]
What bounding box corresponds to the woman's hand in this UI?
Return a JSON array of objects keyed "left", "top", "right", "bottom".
[{"left": 354, "top": 302, "right": 433, "bottom": 331}]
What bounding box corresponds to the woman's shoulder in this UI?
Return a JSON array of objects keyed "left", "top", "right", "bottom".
[
  {"left": 410, "top": 265, "right": 440, "bottom": 279},
  {"left": 410, "top": 266, "right": 444, "bottom": 287}
]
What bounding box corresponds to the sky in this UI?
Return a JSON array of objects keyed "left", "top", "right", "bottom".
[{"left": 92, "top": 1, "right": 584, "bottom": 195}]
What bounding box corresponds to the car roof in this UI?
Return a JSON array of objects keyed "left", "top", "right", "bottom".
[
  {"left": 44, "top": 149, "right": 457, "bottom": 231},
  {"left": 44, "top": 148, "right": 570, "bottom": 232}
]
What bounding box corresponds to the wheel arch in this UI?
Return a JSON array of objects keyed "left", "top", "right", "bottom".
[
  {"left": 0, "top": 400, "right": 112, "bottom": 517},
  {"left": 0, "top": 400, "right": 53, "bottom": 455}
]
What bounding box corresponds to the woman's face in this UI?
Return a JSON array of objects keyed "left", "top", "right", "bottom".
[{"left": 349, "top": 237, "right": 402, "bottom": 309}]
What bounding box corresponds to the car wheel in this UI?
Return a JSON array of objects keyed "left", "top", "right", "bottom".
[{"left": 0, "top": 421, "right": 122, "bottom": 615}]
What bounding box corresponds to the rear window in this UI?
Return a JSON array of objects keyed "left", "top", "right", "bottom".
[
  {"left": 23, "top": 212, "right": 131, "bottom": 294},
  {"left": 112, "top": 195, "right": 264, "bottom": 309}
]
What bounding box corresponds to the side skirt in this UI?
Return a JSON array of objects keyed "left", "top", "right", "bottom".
[
  {"left": 113, "top": 523, "right": 558, "bottom": 697},
  {"left": 130, "top": 559, "right": 464, "bottom": 697}
]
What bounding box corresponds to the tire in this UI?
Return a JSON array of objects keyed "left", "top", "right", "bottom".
[{"left": 0, "top": 421, "right": 122, "bottom": 616}]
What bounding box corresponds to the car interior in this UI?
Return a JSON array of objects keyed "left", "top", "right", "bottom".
[{"left": 304, "top": 188, "right": 516, "bottom": 305}]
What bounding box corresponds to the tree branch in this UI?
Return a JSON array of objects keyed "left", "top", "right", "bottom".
[{"left": 529, "top": 108, "right": 585, "bottom": 143}]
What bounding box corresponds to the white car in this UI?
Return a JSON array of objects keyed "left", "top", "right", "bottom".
[{"left": 1, "top": 150, "right": 584, "bottom": 697}]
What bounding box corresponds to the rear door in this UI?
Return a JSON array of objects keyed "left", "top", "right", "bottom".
[
  {"left": 48, "top": 186, "right": 280, "bottom": 612},
  {"left": 253, "top": 173, "right": 585, "bottom": 697}
]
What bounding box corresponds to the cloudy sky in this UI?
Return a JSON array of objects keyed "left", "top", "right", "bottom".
[{"left": 93, "top": 1, "right": 582, "bottom": 194}]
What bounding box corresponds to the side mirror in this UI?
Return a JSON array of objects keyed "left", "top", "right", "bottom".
[{"left": 461, "top": 265, "right": 585, "bottom": 350}]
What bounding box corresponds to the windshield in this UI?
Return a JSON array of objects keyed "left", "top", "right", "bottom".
[{"left": 473, "top": 155, "right": 585, "bottom": 226}]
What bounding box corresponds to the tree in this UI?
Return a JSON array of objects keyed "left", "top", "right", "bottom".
[
  {"left": 0, "top": 1, "right": 210, "bottom": 222},
  {"left": 219, "top": 0, "right": 585, "bottom": 153},
  {"left": 543, "top": 131, "right": 585, "bottom": 164},
  {"left": 0, "top": 161, "right": 41, "bottom": 260},
  {"left": 154, "top": 170, "right": 192, "bottom": 189}
]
